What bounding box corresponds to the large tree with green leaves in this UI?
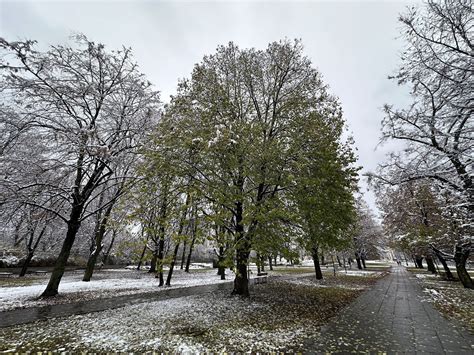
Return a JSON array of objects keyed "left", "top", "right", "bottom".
[
  {"left": 291, "top": 111, "right": 359, "bottom": 279},
  {"left": 157, "top": 39, "right": 358, "bottom": 295}
]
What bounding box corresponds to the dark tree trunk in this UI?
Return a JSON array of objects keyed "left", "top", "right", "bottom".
[
  {"left": 149, "top": 252, "right": 158, "bottom": 273},
  {"left": 432, "top": 247, "right": 454, "bottom": 280},
  {"left": 156, "top": 236, "right": 165, "bottom": 286},
  {"left": 217, "top": 246, "right": 226, "bottom": 280},
  {"left": 185, "top": 234, "right": 196, "bottom": 273},
  {"left": 102, "top": 230, "right": 116, "bottom": 265},
  {"left": 180, "top": 240, "right": 187, "bottom": 269},
  {"left": 361, "top": 257, "right": 367, "bottom": 269},
  {"left": 165, "top": 242, "right": 180, "bottom": 286},
  {"left": 336, "top": 255, "right": 343, "bottom": 267},
  {"left": 41, "top": 205, "right": 83, "bottom": 297},
  {"left": 166, "top": 193, "right": 191, "bottom": 286},
  {"left": 415, "top": 256, "right": 424, "bottom": 268},
  {"left": 19, "top": 252, "right": 34, "bottom": 277},
  {"left": 19, "top": 226, "right": 46, "bottom": 278},
  {"left": 274, "top": 255, "right": 277, "bottom": 266},
  {"left": 233, "top": 244, "right": 250, "bottom": 296},
  {"left": 425, "top": 255, "right": 437, "bottom": 274},
  {"left": 232, "top": 201, "right": 250, "bottom": 296},
  {"left": 137, "top": 244, "right": 147, "bottom": 270},
  {"left": 83, "top": 202, "right": 114, "bottom": 282},
  {"left": 82, "top": 246, "right": 102, "bottom": 282},
  {"left": 454, "top": 242, "right": 473, "bottom": 289},
  {"left": 137, "top": 235, "right": 149, "bottom": 271},
  {"left": 312, "top": 246, "right": 323, "bottom": 280},
  {"left": 256, "top": 252, "right": 261, "bottom": 274},
  {"left": 268, "top": 256, "right": 273, "bottom": 271},
  {"left": 260, "top": 256, "right": 265, "bottom": 272},
  {"left": 355, "top": 252, "right": 362, "bottom": 270}
]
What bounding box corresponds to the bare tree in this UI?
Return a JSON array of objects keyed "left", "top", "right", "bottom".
[
  {"left": 371, "top": 0, "right": 473, "bottom": 287},
  {"left": 0, "top": 35, "right": 160, "bottom": 296}
]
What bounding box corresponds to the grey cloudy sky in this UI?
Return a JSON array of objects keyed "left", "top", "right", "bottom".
[{"left": 1, "top": 0, "right": 417, "bottom": 215}]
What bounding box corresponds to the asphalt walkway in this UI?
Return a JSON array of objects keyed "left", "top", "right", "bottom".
[{"left": 305, "top": 266, "right": 473, "bottom": 353}]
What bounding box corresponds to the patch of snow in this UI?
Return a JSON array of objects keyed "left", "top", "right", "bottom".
[{"left": 0, "top": 269, "right": 235, "bottom": 311}]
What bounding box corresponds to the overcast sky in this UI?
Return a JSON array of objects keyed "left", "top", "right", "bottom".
[{"left": 0, "top": 0, "right": 417, "bottom": 216}]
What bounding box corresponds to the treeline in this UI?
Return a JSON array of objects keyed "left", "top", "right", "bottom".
[
  {"left": 371, "top": 0, "right": 473, "bottom": 288},
  {"left": 0, "top": 36, "right": 379, "bottom": 297}
]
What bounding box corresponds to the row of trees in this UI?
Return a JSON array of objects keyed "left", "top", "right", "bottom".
[
  {"left": 372, "top": 0, "right": 473, "bottom": 288},
  {"left": 1, "top": 35, "right": 380, "bottom": 297}
]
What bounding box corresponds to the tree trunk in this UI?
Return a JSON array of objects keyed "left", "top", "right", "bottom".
[
  {"left": 433, "top": 248, "right": 454, "bottom": 280},
  {"left": 355, "top": 252, "right": 362, "bottom": 270},
  {"left": 137, "top": 239, "right": 148, "bottom": 271},
  {"left": 41, "top": 205, "right": 82, "bottom": 297},
  {"left": 185, "top": 234, "right": 196, "bottom": 272},
  {"left": 312, "top": 246, "right": 323, "bottom": 280},
  {"left": 232, "top": 244, "right": 250, "bottom": 296},
  {"left": 82, "top": 246, "right": 102, "bottom": 282},
  {"left": 19, "top": 226, "right": 46, "bottom": 278},
  {"left": 454, "top": 242, "right": 473, "bottom": 289},
  {"left": 260, "top": 256, "right": 265, "bottom": 272},
  {"left": 361, "top": 257, "right": 367, "bottom": 269},
  {"left": 425, "top": 255, "right": 437, "bottom": 274},
  {"left": 256, "top": 252, "right": 261, "bottom": 274},
  {"left": 232, "top": 201, "right": 250, "bottom": 296},
  {"left": 165, "top": 242, "right": 180, "bottom": 286},
  {"left": 83, "top": 202, "right": 113, "bottom": 282},
  {"left": 180, "top": 240, "right": 187, "bottom": 269},
  {"left": 268, "top": 256, "right": 273, "bottom": 271},
  {"left": 415, "top": 255, "right": 424, "bottom": 268},
  {"left": 149, "top": 252, "right": 158, "bottom": 273},
  {"left": 166, "top": 192, "right": 191, "bottom": 286},
  {"left": 102, "top": 230, "right": 116, "bottom": 265},
  {"left": 156, "top": 236, "right": 165, "bottom": 286},
  {"left": 19, "top": 252, "right": 34, "bottom": 277},
  {"left": 336, "top": 255, "right": 343, "bottom": 267},
  {"left": 217, "top": 246, "right": 226, "bottom": 280}
]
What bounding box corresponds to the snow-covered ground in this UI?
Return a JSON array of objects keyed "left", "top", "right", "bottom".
[
  {"left": 0, "top": 267, "right": 234, "bottom": 311},
  {"left": 0, "top": 276, "right": 378, "bottom": 353},
  {"left": 0, "top": 264, "right": 386, "bottom": 312}
]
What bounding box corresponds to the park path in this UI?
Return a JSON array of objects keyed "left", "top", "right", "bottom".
[{"left": 305, "top": 265, "right": 473, "bottom": 354}]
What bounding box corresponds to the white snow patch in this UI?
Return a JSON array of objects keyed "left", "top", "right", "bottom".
[{"left": 0, "top": 269, "right": 235, "bottom": 311}]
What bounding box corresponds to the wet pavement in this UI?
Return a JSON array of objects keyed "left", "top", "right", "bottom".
[{"left": 305, "top": 266, "right": 474, "bottom": 354}]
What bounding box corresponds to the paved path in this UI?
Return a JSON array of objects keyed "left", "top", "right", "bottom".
[{"left": 305, "top": 266, "right": 473, "bottom": 353}]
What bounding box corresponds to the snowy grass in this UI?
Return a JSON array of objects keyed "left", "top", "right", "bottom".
[
  {"left": 0, "top": 268, "right": 234, "bottom": 312},
  {"left": 408, "top": 268, "right": 474, "bottom": 332},
  {"left": 0, "top": 274, "right": 384, "bottom": 353}
]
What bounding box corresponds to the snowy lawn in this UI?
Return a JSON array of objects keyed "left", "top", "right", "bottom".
[
  {"left": 0, "top": 273, "right": 385, "bottom": 353},
  {"left": 408, "top": 268, "right": 474, "bottom": 332},
  {"left": 0, "top": 267, "right": 234, "bottom": 312}
]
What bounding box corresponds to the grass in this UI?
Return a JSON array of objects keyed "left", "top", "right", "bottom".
[
  {"left": 271, "top": 266, "right": 314, "bottom": 274},
  {"left": 408, "top": 267, "right": 474, "bottom": 332},
  {"left": 0, "top": 272, "right": 385, "bottom": 353},
  {"left": 0, "top": 277, "right": 38, "bottom": 287}
]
